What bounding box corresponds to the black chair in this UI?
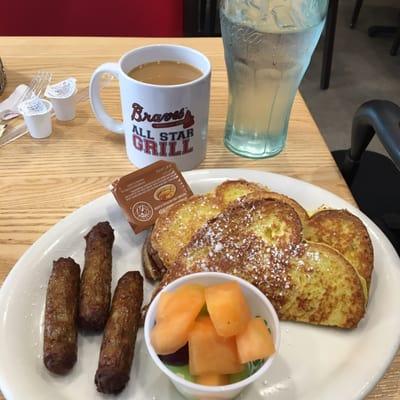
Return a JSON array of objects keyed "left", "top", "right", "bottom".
[
  {"left": 183, "top": 0, "right": 339, "bottom": 90},
  {"left": 320, "top": 0, "right": 339, "bottom": 90},
  {"left": 332, "top": 100, "right": 400, "bottom": 254},
  {"left": 183, "top": 0, "right": 220, "bottom": 37},
  {"left": 350, "top": 0, "right": 400, "bottom": 56}
]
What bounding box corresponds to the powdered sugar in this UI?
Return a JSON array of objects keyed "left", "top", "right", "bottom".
[
  {"left": 214, "top": 242, "right": 223, "bottom": 252},
  {"left": 168, "top": 198, "right": 309, "bottom": 308}
]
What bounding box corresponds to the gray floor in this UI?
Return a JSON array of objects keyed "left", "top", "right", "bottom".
[{"left": 300, "top": 0, "right": 400, "bottom": 155}]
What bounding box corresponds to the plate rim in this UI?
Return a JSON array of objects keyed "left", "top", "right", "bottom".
[{"left": 0, "top": 168, "right": 399, "bottom": 400}]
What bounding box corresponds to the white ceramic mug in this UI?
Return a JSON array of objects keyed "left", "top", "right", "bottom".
[{"left": 90, "top": 45, "right": 211, "bottom": 171}]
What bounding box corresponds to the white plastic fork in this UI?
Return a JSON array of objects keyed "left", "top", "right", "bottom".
[{"left": 0, "top": 71, "right": 52, "bottom": 121}]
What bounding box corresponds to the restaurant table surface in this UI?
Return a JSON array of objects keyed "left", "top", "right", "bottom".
[{"left": 0, "top": 37, "right": 398, "bottom": 399}]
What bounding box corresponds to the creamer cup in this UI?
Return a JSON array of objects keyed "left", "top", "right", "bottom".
[
  {"left": 45, "top": 78, "right": 77, "bottom": 121},
  {"left": 18, "top": 97, "right": 53, "bottom": 139}
]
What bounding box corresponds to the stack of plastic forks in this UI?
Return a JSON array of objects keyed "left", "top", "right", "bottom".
[{"left": 0, "top": 71, "right": 52, "bottom": 121}]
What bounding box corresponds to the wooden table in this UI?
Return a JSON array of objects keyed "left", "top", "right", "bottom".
[{"left": 0, "top": 37, "right": 398, "bottom": 399}]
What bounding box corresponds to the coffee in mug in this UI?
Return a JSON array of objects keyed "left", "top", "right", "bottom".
[
  {"left": 128, "top": 60, "right": 203, "bottom": 85},
  {"left": 89, "top": 45, "right": 211, "bottom": 171}
]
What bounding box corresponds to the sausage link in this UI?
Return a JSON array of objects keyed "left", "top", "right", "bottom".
[
  {"left": 79, "top": 221, "right": 114, "bottom": 331},
  {"left": 43, "top": 257, "right": 80, "bottom": 375},
  {"left": 95, "top": 271, "right": 143, "bottom": 394}
]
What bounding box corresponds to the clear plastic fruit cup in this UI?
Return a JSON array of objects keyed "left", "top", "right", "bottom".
[{"left": 144, "top": 272, "right": 280, "bottom": 400}]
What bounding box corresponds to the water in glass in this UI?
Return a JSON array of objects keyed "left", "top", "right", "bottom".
[{"left": 221, "top": 0, "right": 328, "bottom": 158}]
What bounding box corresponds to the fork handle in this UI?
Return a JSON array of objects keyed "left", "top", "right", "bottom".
[{"left": 1, "top": 111, "right": 20, "bottom": 121}]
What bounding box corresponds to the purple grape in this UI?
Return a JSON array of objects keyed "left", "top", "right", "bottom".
[{"left": 158, "top": 343, "right": 189, "bottom": 366}]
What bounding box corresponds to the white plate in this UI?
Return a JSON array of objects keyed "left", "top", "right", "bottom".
[{"left": 1, "top": 169, "right": 400, "bottom": 400}]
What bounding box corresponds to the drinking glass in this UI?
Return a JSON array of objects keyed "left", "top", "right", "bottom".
[{"left": 220, "top": 0, "right": 328, "bottom": 158}]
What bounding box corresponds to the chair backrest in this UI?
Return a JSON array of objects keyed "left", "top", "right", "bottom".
[
  {"left": 339, "top": 100, "right": 400, "bottom": 186},
  {"left": 0, "top": 0, "right": 183, "bottom": 36},
  {"left": 332, "top": 99, "right": 400, "bottom": 254},
  {"left": 184, "top": 0, "right": 221, "bottom": 36}
]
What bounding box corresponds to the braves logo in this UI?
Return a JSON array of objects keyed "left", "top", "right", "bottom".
[{"left": 131, "top": 103, "right": 195, "bottom": 129}]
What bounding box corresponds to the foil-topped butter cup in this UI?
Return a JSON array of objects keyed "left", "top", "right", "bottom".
[
  {"left": 45, "top": 78, "right": 77, "bottom": 121},
  {"left": 18, "top": 97, "right": 53, "bottom": 139}
]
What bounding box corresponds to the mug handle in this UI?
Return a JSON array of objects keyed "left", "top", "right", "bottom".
[{"left": 89, "top": 63, "right": 124, "bottom": 134}]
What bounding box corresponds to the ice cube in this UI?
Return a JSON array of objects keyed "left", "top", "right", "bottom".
[{"left": 272, "top": 6, "right": 296, "bottom": 29}]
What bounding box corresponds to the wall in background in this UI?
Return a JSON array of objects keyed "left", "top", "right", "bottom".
[{"left": 0, "top": 0, "right": 183, "bottom": 37}]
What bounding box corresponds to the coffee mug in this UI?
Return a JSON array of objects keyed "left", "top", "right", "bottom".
[{"left": 90, "top": 44, "right": 211, "bottom": 171}]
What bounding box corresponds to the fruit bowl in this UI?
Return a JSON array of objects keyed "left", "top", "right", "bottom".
[{"left": 144, "top": 272, "right": 280, "bottom": 400}]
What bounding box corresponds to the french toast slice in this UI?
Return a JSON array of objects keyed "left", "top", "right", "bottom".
[
  {"left": 160, "top": 198, "right": 303, "bottom": 289},
  {"left": 281, "top": 242, "right": 367, "bottom": 328},
  {"left": 149, "top": 180, "right": 268, "bottom": 271},
  {"left": 304, "top": 209, "right": 373, "bottom": 288},
  {"left": 149, "top": 194, "right": 221, "bottom": 271},
  {"left": 142, "top": 230, "right": 165, "bottom": 282},
  {"left": 241, "top": 191, "right": 309, "bottom": 226},
  {"left": 214, "top": 179, "right": 268, "bottom": 207},
  {"left": 159, "top": 200, "right": 367, "bottom": 329}
]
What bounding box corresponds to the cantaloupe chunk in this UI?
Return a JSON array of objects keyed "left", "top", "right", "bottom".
[
  {"left": 156, "top": 292, "right": 174, "bottom": 322},
  {"left": 157, "top": 284, "right": 205, "bottom": 321},
  {"left": 236, "top": 317, "right": 275, "bottom": 363},
  {"left": 189, "top": 316, "right": 243, "bottom": 375},
  {"left": 151, "top": 284, "right": 206, "bottom": 355},
  {"left": 151, "top": 313, "right": 192, "bottom": 355},
  {"left": 175, "top": 283, "right": 204, "bottom": 294},
  {"left": 195, "top": 373, "right": 229, "bottom": 386},
  {"left": 205, "top": 282, "right": 251, "bottom": 337}
]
